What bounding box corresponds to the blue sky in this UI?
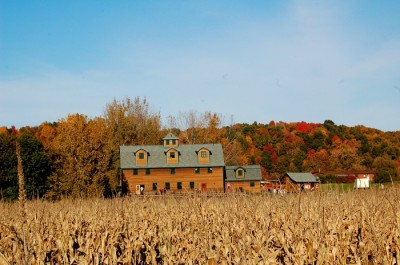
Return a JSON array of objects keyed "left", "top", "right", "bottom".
[{"left": 1, "top": 1, "right": 399, "bottom": 131}]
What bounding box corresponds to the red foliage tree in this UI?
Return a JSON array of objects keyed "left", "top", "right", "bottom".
[
  {"left": 295, "top": 121, "right": 309, "bottom": 133},
  {"left": 263, "top": 144, "right": 278, "bottom": 162},
  {"left": 332, "top": 135, "right": 342, "bottom": 143}
]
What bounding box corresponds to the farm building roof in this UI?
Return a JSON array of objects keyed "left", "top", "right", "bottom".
[
  {"left": 120, "top": 143, "right": 225, "bottom": 169},
  {"left": 225, "top": 165, "right": 263, "bottom": 182},
  {"left": 284, "top": 172, "right": 319, "bottom": 183},
  {"left": 162, "top": 132, "right": 179, "bottom": 140}
]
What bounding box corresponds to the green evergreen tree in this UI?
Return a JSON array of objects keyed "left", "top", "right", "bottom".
[
  {"left": 0, "top": 133, "right": 18, "bottom": 200},
  {"left": 18, "top": 134, "right": 52, "bottom": 199}
]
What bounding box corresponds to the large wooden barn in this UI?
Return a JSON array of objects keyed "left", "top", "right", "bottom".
[
  {"left": 281, "top": 172, "right": 319, "bottom": 192},
  {"left": 225, "top": 165, "right": 263, "bottom": 193},
  {"left": 120, "top": 133, "right": 225, "bottom": 194}
]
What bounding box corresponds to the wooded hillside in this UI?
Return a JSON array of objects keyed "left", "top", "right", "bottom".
[{"left": 1, "top": 97, "right": 399, "bottom": 199}]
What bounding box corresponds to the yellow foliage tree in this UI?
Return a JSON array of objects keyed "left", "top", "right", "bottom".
[{"left": 47, "top": 114, "right": 111, "bottom": 198}]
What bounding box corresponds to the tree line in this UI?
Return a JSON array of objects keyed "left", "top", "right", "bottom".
[{"left": 1, "top": 97, "right": 399, "bottom": 200}]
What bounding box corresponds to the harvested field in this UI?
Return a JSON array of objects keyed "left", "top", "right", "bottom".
[{"left": 0, "top": 189, "right": 399, "bottom": 264}]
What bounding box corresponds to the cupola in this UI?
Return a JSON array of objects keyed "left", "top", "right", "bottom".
[{"left": 162, "top": 133, "right": 179, "bottom": 148}]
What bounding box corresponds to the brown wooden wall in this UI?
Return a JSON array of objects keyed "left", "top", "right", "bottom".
[
  {"left": 225, "top": 181, "right": 261, "bottom": 193},
  {"left": 123, "top": 167, "right": 224, "bottom": 194}
]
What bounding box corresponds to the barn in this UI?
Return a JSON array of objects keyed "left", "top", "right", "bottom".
[
  {"left": 119, "top": 133, "right": 225, "bottom": 194},
  {"left": 281, "top": 172, "right": 319, "bottom": 192}
]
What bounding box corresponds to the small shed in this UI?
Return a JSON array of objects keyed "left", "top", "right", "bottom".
[
  {"left": 225, "top": 165, "right": 263, "bottom": 193},
  {"left": 354, "top": 176, "right": 370, "bottom": 189},
  {"left": 281, "top": 172, "right": 319, "bottom": 192}
]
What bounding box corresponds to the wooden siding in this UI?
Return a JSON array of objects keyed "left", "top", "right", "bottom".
[
  {"left": 225, "top": 181, "right": 261, "bottom": 193},
  {"left": 136, "top": 150, "right": 148, "bottom": 166},
  {"left": 166, "top": 149, "right": 179, "bottom": 165},
  {"left": 123, "top": 167, "right": 224, "bottom": 194},
  {"left": 198, "top": 148, "right": 210, "bottom": 164}
]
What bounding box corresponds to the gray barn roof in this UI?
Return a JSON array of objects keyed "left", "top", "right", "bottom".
[
  {"left": 225, "top": 165, "right": 263, "bottom": 182},
  {"left": 284, "top": 172, "right": 318, "bottom": 183},
  {"left": 120, "top": 143, "right": 225, "bottom": 169},
  {"left": 162, "top": 133, "right": 179, "bottom": 140}
]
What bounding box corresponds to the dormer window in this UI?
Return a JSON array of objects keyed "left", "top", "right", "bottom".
[
  {"left": 166, "top": 148, "right": 179, "bottom": 165},
  {"left": 236, "top": 168, "right": 245, "bottom": 179},
  {"left": 197, "top": 148, "right": 211, "bottom": 164},
  {"left": 135, "top": 149, "right": 148, "bottom": 166}
]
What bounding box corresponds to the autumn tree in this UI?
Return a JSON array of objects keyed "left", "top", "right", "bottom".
[
  {"left": 104, "top": 97, "right": 162, "bottom": 147},
  {"left": 173, "top": 111, "right": 223, "bottom": 144},
  {"left": 48, "top": 114, "right": 112, "bottom": 198},
  {"left": 221, "top": 137, "right": 246, "bottom": 166},
  {"left": 35, "top": 122, "right": 57, "bottom": 150},
  {"left": 202, "top": 112, "right": 223, "bottom": 143},
  {"left": 302, "top": 149, "right": 331, "bottom": 172},
  {"left": 330, "top": 139, "right": 363, "bottom": 170},
  {"left": 260, "top": 145, "right": 277, "bottom": 173},
  {"left": 220, "top": 124, "right": 246, "bottom": 166}
]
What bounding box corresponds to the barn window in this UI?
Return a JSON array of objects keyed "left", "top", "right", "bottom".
[
  {"left": 166, "top": 140, "right": 170, "bottom": 145},
  {"left": 190, "top": 182, "right": 195, "bottom": 189},
  {"left": 172, "top": 139, "right": 177, "bottom": 145},
  {"left": 165, "top": 182, "right": 170, "bottom": 190},
  {"left": 146, "top": 169, "right": 151, "bottom": 175},
  {"left": 139, "top": 153, "right": 144, "bottom": 159},
  {"left": 195, "top": 168, "right": 200, "bottom": 174},
  {"left": 250, "top": 181, "right": 255, "bottom": 187},
  {"left": 170, "top": 168, "right": 175, "bottom": 174},
  {"left": 170, "top": 152, "right": 175, "bottom": 159},
  {"left": 152, "top": 183, "right": 157, "bottom": 190},
  {"left": 208, "top": 167, "right": 213, "bottom": 174},
  {"left": 133, "top": 169, "right": 138, "bottom": 175},
  {"left": 177, "top": 182, "right": 182, "bottom": 190}
]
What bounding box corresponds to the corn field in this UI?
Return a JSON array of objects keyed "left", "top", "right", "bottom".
[{"left": 0, "top": 188, "right": 399, "bottom": 264}]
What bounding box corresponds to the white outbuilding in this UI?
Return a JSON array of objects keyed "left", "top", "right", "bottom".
[{"left": 354, "top": 176, "right": 370, "bottom": 189}]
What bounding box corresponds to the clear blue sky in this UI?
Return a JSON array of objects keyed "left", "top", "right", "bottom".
[{"left": 1, "top": 1, "right": 399, "bottom": 131}]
